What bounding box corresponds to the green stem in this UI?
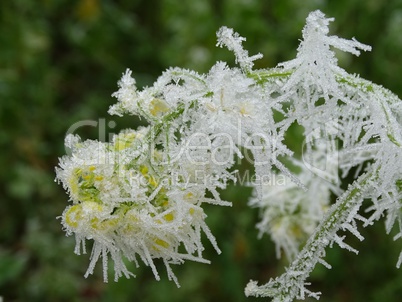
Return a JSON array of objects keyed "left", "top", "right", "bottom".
[
  {"left": 248, "top": 69, "right": 292, "bottom": 85},
  {"left": 246, "top": 170, "right": 376, "bottom": 301}
]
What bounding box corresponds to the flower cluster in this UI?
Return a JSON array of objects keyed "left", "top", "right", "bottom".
[
  {"left": 248, "top": 159, "right": 335, "bottom": 261},
  {"left": 57, "top": 128, "right": 227, "bottom": 284},
  {"left": 56, "top": 21, "right": 290, "bottom": 284}
]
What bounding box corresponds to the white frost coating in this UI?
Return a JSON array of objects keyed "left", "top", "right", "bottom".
[
  {"left": 249, "top": 158, "right": 335, "bottom": 261},
  {"left": 245, "top": 10, "right": 402, "bottom": 301},
  {"left": 279, "top": 10, "right": 371, "bottom": 105},
  {"left": 56, "top": 22, "right": 289, "bottom": 285},
  {"left": 109, "top": 69, "right": 138, "bottom": 117},
  {"left": 56, "top": 8, "right": 402, "bottom": 301},
  {"left": 216, "top": 26, "right": 263, "bottom": 72}
]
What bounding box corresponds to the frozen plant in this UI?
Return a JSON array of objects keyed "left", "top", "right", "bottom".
[
  {"left": 55, "top": 10, "right": 402, "bottom": 301},
  {"left": 244, "top": 10, "right": 402, "bottom": 301},
  {"left": 56, "top": 32, "right": 289, "bottom": 285}
]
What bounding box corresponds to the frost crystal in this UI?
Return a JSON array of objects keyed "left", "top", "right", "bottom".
[
  {"left": 279, "top": 10, "right": 371, "bottom": 103},
  {"left": 216, "top": 26, "right": 263, "bottom": 72}
]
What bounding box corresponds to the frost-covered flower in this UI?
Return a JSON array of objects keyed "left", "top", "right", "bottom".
[
  {"left": 56, "top": 22, "right": 290, "bottom": 285},
  {"left": 56, "top": 128, "right": 228, "bottom": 285},
  {"left": 249, "top": 163, "right": 333, "bottom": 260}
]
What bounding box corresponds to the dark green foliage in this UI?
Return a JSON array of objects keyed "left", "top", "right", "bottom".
[{"left": 0, "top": 0, "right": 401, "bottom": 301}]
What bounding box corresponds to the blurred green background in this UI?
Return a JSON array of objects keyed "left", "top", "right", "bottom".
[{"left": 1, "top": 0, "right": 402, "bottom": 301}]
